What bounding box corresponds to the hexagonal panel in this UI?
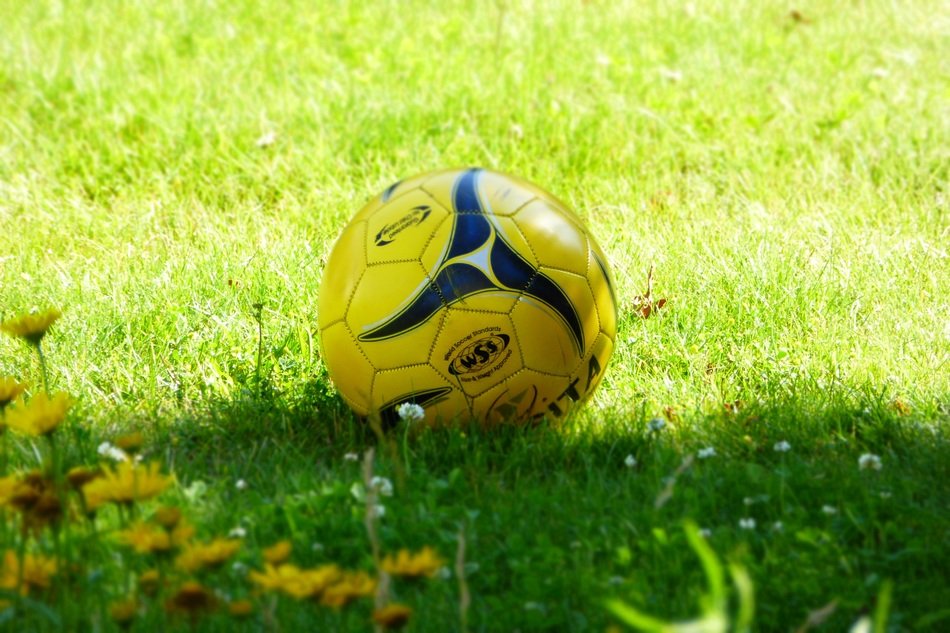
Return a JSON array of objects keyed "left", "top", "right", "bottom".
[
  {"left": 347, "top": 261, "right": 443, "bottom": 370},
  {"left": 431, "top": 309, "right": 522, "bottom": 398},
  {"left": 364, "top": 189, "right": 450, "bottom": 265},
  {"left": 513, "top": 200, "right": 589, "bottom": 275},
  {"left": 319, "top": 321, "right": 375, "bottom": 415},
  {"left": 371, "top": 365, "right": 470, "bottom": 426},
  {"left": 473, "top": 367, "right": 581, "bottom": 425},
  {"left": 318, "top": 221, "right": 367, "bottom": 328},
  {"left": 588, "top": 246, "right": 617, "bottom": 339}
]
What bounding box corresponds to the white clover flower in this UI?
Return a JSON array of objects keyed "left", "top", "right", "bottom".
[
  {"left": 624, "top": 454, "right": 637, "bottom": 468},
  {"left": 228, "top": 526, "right": 247, "bottom": 539},
  {"left": 697, "top": 446, "right": 716, "bottom": 459},
  {"left": 372, "top": 503, "right": 386, "bottom": 518},
  {"left": 773, "top": 440, "right": 792, "bottom": 453},
  {"left": 858, "top": 453, "right": 882, "bottom": 471},
  {"left": 396, "top": 402, "right": 425, "bottom": 424},
  {"left": 821, "top": 505, "right": 838, "bottom": 515},
  {"left": 235, "top": 479, "right": 248, "bottom": 491},
  {"left": 97, "top": 441, "right": 129, "bottom": 463},
  {"left": 343, "top": 452, "right": 359, "bottom": 462},
  {"left": 647, "top": 417, "right": 666, "bottom": 433},
  {"left": 739, "top": 518, "right": 756, "bottom": 530},
  {"left": 370, "top": 476, "right": 393, "bottom": 497}
]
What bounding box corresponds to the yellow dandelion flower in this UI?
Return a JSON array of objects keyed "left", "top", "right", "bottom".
[
  {"left": 0, "top": 377, "right": 27, "bottom": 409},
  {"left": 66, "top": 465, "right": 101, "bottom": 491},
  {"left": 3, "top": 392, "right": 72, "bottom": 437},
  {"left": 228, "top": 599, "right": 254, "bottom": 618},
  {"left": 109, "top": 598, "right": 138, "bottom": 628},
  {"left": 82, "top": 460, "right": 174, "bottom": 510},
  {"left": 153, "top": 505, "right": 182, "bottom": 529},
  {"left": 320, "top": 570, "right": 376, "bottom": 607},
  {"left": 0, "top": 549, "right": 57, "bottom": 596},
  {"left": 262, "top": 540, "right": 292, "bottom": 565},
  {"left": 1, "top": 309, "right": 61, "bottom": 345},
  {"left": 0, "top": 475, "right": 20, "bottom": 508},
  {"left": 116, "top": 521, "right": 172, "bottom": 554},
  {"left": 248, "top": 563, "right": 341, "bottom": 600},
  {"left": 372, "top": 603, "right": 413, "bottom": 630},
  {"left": 175, "top": 538, "right": 241, "bottom": 573},
  {"left": 165, "top": 581, "right": 216, "bottom": 616},
  {"left": 138, "top": 569, "right": 162, "bottom": 596},
  {"left": 114, "top": 431, "right": 144, "bottom": 454},
  {"left": 381, "top": 546, "right": 445, "bottom": 579}
]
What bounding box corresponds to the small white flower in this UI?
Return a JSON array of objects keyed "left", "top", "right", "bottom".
[
  {"left": 772, "top": 521, "right": 784, "bottom": 532},
  {"left": 773, "top": 440, "right": 792, "bottom": 453},
  {"left": 697, "top": 446, "right": 716, "bottom": 459},
  {"left": 372, "top": 503, "right": 386, "bottom": 518},
  {"left": 231, "top": 561, "right": 248, "bottom": 575},
  {"left": 699, "top": 528, "right": 712, "bottom": 538},
  {"left": 739, "top": 518, "right": 756, "bottom": 530},
  {"left": 228, "top": 526, "right": 247, "bottom": 539},
  {"left": 235, "top": 479, "right": 248, "bottom": 491},
  {"left": 822, "top": 505, "right": 838, "bottom": 515},
  {"left": 647, "top": 417, "right": 666, "bottom": 433},
  {"left": 396, "top": 402, "right": 425, "bottom": 424},
  {"left": 858, "top": 453, "right": 882, "bottom": 471},
  {"left": 255, "top": 131, "right": 277, "bottom": 148},
  {"left": 743, "top": 496, "right": 755, "bottom": 506},
  {"left": 343, "top": 452, "right": 359, "bottom": 462},
  {"left": 97, "top": 442, "right": 128, "bottom": 463},
  {"left": 370, "top": 476, "right": 393, "bottom": 497},
  {"left": 879, "top": 491, "right": 892, "bottom": 499},
  {"left": 624, "top": 454, "right": 637, "bottom": 468},
  {"left": 438, "top": 566, "right": 452, "bottom": 580},
  {"left": 311, "top": 542, "right": 325, "bottom": 552}
]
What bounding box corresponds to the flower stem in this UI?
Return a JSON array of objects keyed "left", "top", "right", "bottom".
[{"left": 36, "top": 341, "right": 51, "bottom": 394}]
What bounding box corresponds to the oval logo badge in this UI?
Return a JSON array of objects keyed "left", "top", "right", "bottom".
[
  {"left": 447, "top": 333, "right": 511, "bottom": 376},
  {"left": 374, "top": 205, "right": 431, "bottom": 246}
]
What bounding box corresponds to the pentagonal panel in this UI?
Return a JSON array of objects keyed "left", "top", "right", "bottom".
[
  {"left": 320, "top": 321, "right": 375, "bottom": 416},
  {"left": 419, "top": 214, "right": 534, "bottom": 314},
  {"left": 431, "top": 309, "right": 522, "bottom": 398},
  {"left": 371, "top": 365, "right": 470, "bottom": 426},
  {"left": 347, "top": 261, "right": 443, "bottom": 369},
  {"left": 364, "top": 190, "right": 449, "bottom": 265},
  {"left": 318, "top": 221, "right": 367, "bottom": 328},
  {"left": 513, "top": 199, "right": 589, "bottom": 275}
]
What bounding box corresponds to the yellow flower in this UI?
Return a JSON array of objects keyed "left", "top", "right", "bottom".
[
  {"left": 175, "top": 538, "right": 241, "bottom": 573},
  {"left": 153, "top": 506, "right": 182, "bottom": 529},
  {"left": 0, "top": 549, "right": 57, "bottom": 596},
  {"left": 262, "top": 540, "right": 292, "bottom": 565},
  {"left": 372, "top": 603, "right": 413, "bottom": 629},
  {"left": 1, "top": 309, "right": 61, "bottom": 345},
  {"left": 165, "top": 581, "right": 216, "bottom": 616},
  {"left": 248, "top": 563, "right": 341, "bottom": 600},
  {"left": 114, "top": 431, "right": 144, "bottom": 454},
  {"left": 66, "top": 465, "right": 101, "bottom": 491},
  {"left": 228, "top": 599, "right": 254, "bottom": 618},
  {"left": 109, "top": 598, "right": 138, "bottom": 628},
  {"left": 380, "top": 546, "right": 445, "bottom": 579},
  {"left": 0, "top": 377, "right": 27, "bottom": 409},
  {"left": 138, "top": 569, "right": 162, "bottom": 596},
  {"left": 321, "top": 570, "right": 376, "bottom": 607},
  {"left": 82, "top": 460, "right": 174, "bottom": 510},
  {"left": 116, "top": 521, "right": 173, "bottom": 554},
  {"left": 0, "top": 475, "right": 19, "bottom": 508},
  {"left": 3, "top": 392, "right": 72, "bottom": 436}
]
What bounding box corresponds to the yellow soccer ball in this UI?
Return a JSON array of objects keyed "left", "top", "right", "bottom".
[{"left": 318, "top": 168, "right": 616, "bottom": 427}]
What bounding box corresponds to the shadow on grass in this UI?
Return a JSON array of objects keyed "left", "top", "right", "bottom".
[{"left": 141, "top": 372, "right": 950, "bottom": 632}]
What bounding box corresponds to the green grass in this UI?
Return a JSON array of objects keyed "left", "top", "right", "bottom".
[{"left": 1, "top": 0, "right": 948, "bottom": 630}]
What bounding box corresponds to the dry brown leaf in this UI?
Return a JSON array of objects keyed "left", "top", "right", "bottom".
[{"left": 629, "top": 265, "right": 668, "bottom": 319}]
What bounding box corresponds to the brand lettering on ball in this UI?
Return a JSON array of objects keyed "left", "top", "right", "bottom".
[
  {"left": 447, "top": 333, "right": 511, "bottom": 376},
  {"left": 374, "top": 205, "right": 431, "bottom": 246}
]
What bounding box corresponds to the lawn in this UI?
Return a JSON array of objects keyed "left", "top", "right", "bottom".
[{"left": 0, "top": 0, "right": 948, "bottom": 631}]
